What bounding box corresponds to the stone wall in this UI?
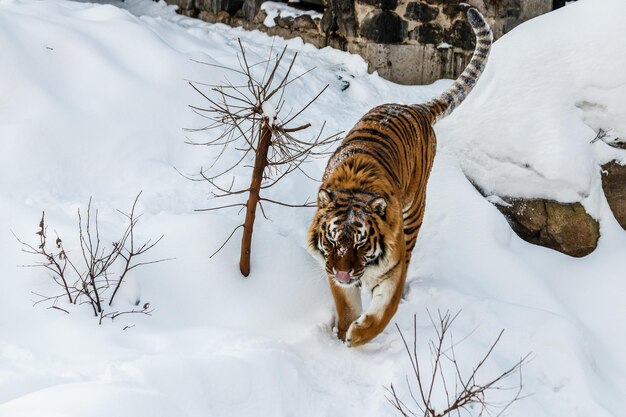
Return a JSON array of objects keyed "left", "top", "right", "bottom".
[{"left": 166, "top": 0, "right": 557, "bottom": 84}]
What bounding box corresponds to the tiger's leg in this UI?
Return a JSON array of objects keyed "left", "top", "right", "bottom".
[
  {"left": 345, "top": 261, "right": 406, "bottom": 347},
  {"left": 329, "top": 278, "right": 362, "bottom": 341},
  {"left": 403, "top": 200, "right": 426, "bottom": 267}
]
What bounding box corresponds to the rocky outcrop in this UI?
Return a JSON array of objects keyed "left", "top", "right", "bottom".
[
  {"left": 494, "top": 198, "right": 600, "bottom": 257},
  {"left": 602, "top": 161, "right": 626, "bottom": 230}
]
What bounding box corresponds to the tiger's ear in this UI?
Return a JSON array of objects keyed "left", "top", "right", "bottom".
[
  {"left": 370, "top": 197, "right": 387, "bottom": 216},
  {"left": 318, "top": 189, "right": 332, "bottom": 208}
]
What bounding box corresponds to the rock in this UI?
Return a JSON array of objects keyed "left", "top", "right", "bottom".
[
  {"left": 198, "top": 10, "right": 231, "bottom": 23},
  {"left": 253, "top": 9, "right": 267, "bottom": 24},
  {"left": 444, "top": 19, "right": 474, "bottom": 49},
  {"left": 486, "top": 0, "right": 522, "bottom": 18},
  {"left": 602, "top": 161, "right": 626, "bottom": 230},
  {"left": 275, "top": 16, "right": 294, "bottom": 28},
  {"left": 360, "top": 10, "right": 407, "bottom": 44},
  {"left": 443, "top": 2, "right": 469, "bottom": 17},
  {"left": 404, "top": 2, "right": 439, "bottom": 22},
  {"left": 293, "top": 15, "right": 318, "bottom": 31},
  {"left": 495, "top": 198, "right": 599, "bottom": 257},
  {"left": 195, "top": 0, "right": 243, "bottom": 15},
  {"left": 320, "top": 10, "right": 338, "bottom": 34},
  {"left": 409, "top": 23, "right": 443, "bottom": 44},
  {"left": 322, "top": 0, "right": 357, "bottom": 37},
  {"left": 357, "top": 0, "right": 398, "bottom": 11},
  {"left": 241, "top": 0, "right": 263, "bottom": 21},
  {"left": 180, "top": 8, "right": 198, "bottom": 17}
]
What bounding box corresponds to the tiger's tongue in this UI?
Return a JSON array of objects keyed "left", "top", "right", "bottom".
[{"left": 336, "top": 271, "right": 351, "bottom": 283}]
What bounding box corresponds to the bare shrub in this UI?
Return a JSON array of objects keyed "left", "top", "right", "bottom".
[
  {"left": 387, "top": 311, "right": 531, "bottom": 417},
  {"left": 14, "top": 193, "right": 170, "bottom": 324}
]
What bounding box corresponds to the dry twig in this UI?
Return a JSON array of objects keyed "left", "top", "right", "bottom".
[
  {"left": 15, "top": 193, "right": 170, "bottom": 324},
  {"left": 590, "top": 128, "right": 625, "bottom": 149},
  {"left": 387, "top": 311, "right": 531, "bottom": 417}
]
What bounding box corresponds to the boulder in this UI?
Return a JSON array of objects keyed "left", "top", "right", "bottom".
[
  {"left": 275, "top": 16, "right": 294, "bottom": 28},
  {"left": 241, "top": 0, "right": 263, "bottom": 21},
  {"left": 293, "top": 15, "right": 319, "bottom": 31},
  {"left": 601, "top": 160, "right": 626, "bottom": 230},
  {"left": 443, "top": 2, "right": 469, "bottom": 17},
  {"left": 360, "top": 10, "right": 407, "bottom": 43},
  {"left": 484, "top": 0, "right": 523, "bottom": 18},
  {"left": 323, "top": 0, "right": 357, "bottom": 37},
  {"left": 253, "top": 9, "right": 267, "bottom": 24},
  {"left": 198, "top": 10, "right": 231, "bottom": 23},
  {"left": 494, "top": 198, "right": 599, "bottom": 257},
  {"left": 404, "top": 2, "right": 439, "bottom": 22},
  {"left": 409, "top": 23, "right": 443, "bottom": 44},
  {"left": 444, "top": 19, "right": 475, "bottom": 49}
]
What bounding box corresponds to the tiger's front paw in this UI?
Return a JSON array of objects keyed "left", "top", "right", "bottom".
[
  {"left": 345, "top": 315, "right": 379, "bottom": 347},
  {"left": 336, "top": 325, "right": 348, "bottom": 342}
]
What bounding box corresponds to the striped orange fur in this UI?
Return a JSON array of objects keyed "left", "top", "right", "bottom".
[{"left": 307, "top": 8, "right": 492, "bottom": 347}]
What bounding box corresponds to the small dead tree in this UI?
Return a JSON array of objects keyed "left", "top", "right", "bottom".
[
  {"left": 186, "top": 39, "right": 340, "bottom": 277},
  {"left": 387, "top": 311, "right": 531, "bottom": 417},
  {"left": 14, "top": 193, "right": 170, "bottom": 324}
]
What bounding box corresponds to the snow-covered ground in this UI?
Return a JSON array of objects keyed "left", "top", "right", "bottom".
[{"left": 0, "top": 0, "right": 624, "bottom": 416}]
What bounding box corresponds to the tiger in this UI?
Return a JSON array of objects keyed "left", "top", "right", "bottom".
[{"left": 307, "top": 8, "right": 492, "bottom": 347}]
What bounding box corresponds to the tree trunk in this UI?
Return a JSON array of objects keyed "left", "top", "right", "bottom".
[{"left": 239, "top": 120, "right": 272, "bottom": 276}]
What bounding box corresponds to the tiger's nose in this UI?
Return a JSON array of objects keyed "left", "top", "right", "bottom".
[{"left": 335, "top": 270, "right": 351, "bottom": 283}]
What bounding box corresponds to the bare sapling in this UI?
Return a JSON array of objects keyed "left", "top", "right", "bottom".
[
  {"left": 186, "top": 39, "right": 340, "bottom": 277},
  {"left": 14, "top": 193, "right": 171, "bottom": 324},
  {"left": 387, "top": 311, "right": 531, "bottom": 417}
]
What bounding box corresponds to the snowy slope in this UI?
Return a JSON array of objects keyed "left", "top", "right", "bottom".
[{"left": 0, "top": 1, "right": 624, "bottom": 416}]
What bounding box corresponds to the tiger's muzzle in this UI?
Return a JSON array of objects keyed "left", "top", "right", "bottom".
[
  {"left": 332, "top": 268, "right": 361, "bottom": 286},
  {"left": 335, "top": 270, "right": 352, "bottom": 284}
]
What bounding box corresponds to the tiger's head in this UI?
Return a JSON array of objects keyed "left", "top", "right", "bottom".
[{"left": 307, "top": 188, "right": 401, "bottom": 287}]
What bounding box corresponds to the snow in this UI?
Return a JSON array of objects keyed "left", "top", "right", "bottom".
[
  {"left": 261, "top": 101, "right": 276, "bottom": 125},
  {"left": 438, "top": 0, "right": 626, "bottom": 205},
  {"left": 0, "top": 0, "right": 624, "bottom": 417},
  {"left": 260, "top": 1, "right": 322, "bottom": 28},
  {"left": 485, "top": 194, "right": 512, "bottom": 207}
]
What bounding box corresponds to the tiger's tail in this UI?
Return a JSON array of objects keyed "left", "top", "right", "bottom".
[{"left": 425, "top": 8, "right": 492, "bottom": 121}]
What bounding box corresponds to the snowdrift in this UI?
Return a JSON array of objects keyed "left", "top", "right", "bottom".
[{"left": 0, "top": 1, "right": 624, "bottom": 416}]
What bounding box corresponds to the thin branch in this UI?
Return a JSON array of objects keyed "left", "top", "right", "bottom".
[
  {"left": 388, "top": 311, "right": 530, "bottom": 417},
  {"left": 209, "top": 224, "right": 244, "bottom": 259},
  {"left": 16, "top": 195, "right": 167, "bottom": 325},
  {"left": 259, "top": 197, "right": 315, "bottom": 208}
]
